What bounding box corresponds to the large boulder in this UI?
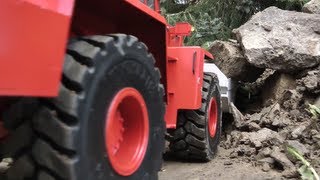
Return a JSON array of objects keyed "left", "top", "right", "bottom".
[
  {"left": 233, "top": 7, "right": 320, "bottom": 72},
  {"left": 303, "top": 0, "right": 320, "bottom": 14},
  {"left": 209, "top": 40, "right": 263, "bottom": 82}
]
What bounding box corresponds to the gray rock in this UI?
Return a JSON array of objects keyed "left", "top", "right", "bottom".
[
  {"left": 297, "top": 65, "right": 320, "bottom": 94},
  {"left": 262, "top": 162, "right": 271, "bottom": 172},
  {"left": 314, "top": 96, "right": 320, "bottom": 107},
  {"left": 209, "top": 40, "right": 263, "bottom": 82},
  {"left": 234, "top": 145, "right": 256, "bottom": 156},
  {"left": 262, "top": 73, "right": 296, "bottom": 106},
  {"left": 257, "top": 157, "right": 275, "bottom": 165},
  {"left": 233, "top": 7, "right": 320, "bottom": 72},
  {"left": 280, "top": 90, "right": 303, "bottom": 110},
  {"left": 224, "top": 160, "right": 233, "bottom": 166},
  {"left": 270, "top": 147, "right": 295, "bottom": 170},
  {"left": 248, "top": 122, "right": 261, "bottom": 131},
  {"left": 303, "top": 0, "right": 320, "bottom": 14},
  {"left": 230, "top": 103, "right": 245, "bottom": 128},
  {"left": 286, "top": 140, "right": 309, "bottom": 155},
  {"left": 291, "top": 123, "right": 308, "bottom": 139},
  {"left": 247, "top": 128, "right": 284, "bottom": 148}
]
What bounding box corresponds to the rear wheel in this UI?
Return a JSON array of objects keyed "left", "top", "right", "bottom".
[
  {"left": 169, "top": 73, "right": 222, "bottom": 161},
  {"left": 1, "top": 34, "right": 165, "bottom": 180}
]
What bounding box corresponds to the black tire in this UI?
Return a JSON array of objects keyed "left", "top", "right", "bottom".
[
  {"left": 169, "top": 73, "right": 222, "bottom": 161},
  {"left": 1, "top": 34, "right": 165, "bottom": 180}
]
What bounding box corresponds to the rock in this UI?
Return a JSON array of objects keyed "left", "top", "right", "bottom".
[
  {"left": 291, "top": 123, "right": 308, "bottom": 139},
  {"left": 257, "top": 157, "right": 275, "bottom": 165},
  {"left": 314, "top": 96, "right": 320, "bottom": 107},
  {"left": 224, "top": 160, "right": 233, "bottom": 166},
  {"left": 261, "top": 147, "right": 272, "bottom": 157},
  {"left": 297, "top": 66, "right": 320, "bottom": 94},
  {"left": 230, "top": 103, "right": 245, "bottom": 128},
  {"left": 209, "top": 40, "right": 263, "bottom": 82},
  {"left": 262, "top": 162, "right": 271, "bottom": 172},
  {"left": 233, "top": 7, "right": 320, "bottom": 72},
  {"left": 303, "top": 0, "right": 320, "bottom": 14},
  {"left": 0, "top": 158, "right": 13, "bottom": 173},
  {"left": 248, "top": 122, "right": 261, "bottom": 131},
  {"left": 260, "top": 103, "right": 281, "bottom": 126},
  {"left": 282, "top": 168, "right": 299, "bottom": 178},
  {"left": 248, "top": 113, "right": 262, "bottom": 124},
  {"left": 229, "top": 151, "right": 238, "bottom": 159},
  {"left": 258, "top": 103, "right": 291, "bottom": 127},
  {"left": 313, "top": 134, "right": 320, "bottom": 142},
  {"left": 247, "top": 128, "right": 284, "bottom": 148},
  {"left": 286, "top": 140, "right": 309, "bottom": 156},
  {"left": 280, "top": 90, "right": 303, "bottom": 110},
  {"left": 262, "top": 73, "right": 296, "bottom": 106},
  {"left": 234, "top": 145, "right": 256, "bottom": 156},
  {"left": 270, "top": 147, "right": 295, "bottom": 170}
]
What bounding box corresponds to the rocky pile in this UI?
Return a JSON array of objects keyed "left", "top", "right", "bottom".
[{"left": 210, "top": 6, "right": 320, "bottom": 178}]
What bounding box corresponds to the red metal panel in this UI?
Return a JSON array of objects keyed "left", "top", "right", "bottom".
[
  {"left": 125, "top": 0, "right": 166, "bottom": 25},
  {"left": 165, "top": 47, "right": 206, "bottom": 128},
  {"left": 0, "top": 1, "right": 74, "bottom": 96}
]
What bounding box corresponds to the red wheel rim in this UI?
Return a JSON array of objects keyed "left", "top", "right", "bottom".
[
  {"left": 105, "top": 88, "right": 149, "bottom": 176},
  {"left": 208, "top": 98, "right": 218, "bottom": 137}
]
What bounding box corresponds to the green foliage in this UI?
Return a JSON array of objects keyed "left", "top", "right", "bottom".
[
  {"left": 166, "top": 11, "right": 230, "bottom": 47},
  {"left": 162, "top": 0, "right": 310, "bottom": 47},
  {"left": 287, "top": 146, "right": 319, "bottom": 180}
]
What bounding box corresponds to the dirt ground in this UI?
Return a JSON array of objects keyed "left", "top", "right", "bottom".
[{"left": 159, "top": 147, "right": 284, "bottom": 180}]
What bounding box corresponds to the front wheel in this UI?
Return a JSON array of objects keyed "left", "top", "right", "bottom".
[
  {"left": 1, "top": 34, "right": 165, "bottom": 180},
  {"left": 169, "top": 73, "right": 222, "bottom": 161}
]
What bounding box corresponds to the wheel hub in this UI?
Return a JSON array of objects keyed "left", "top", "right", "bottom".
[
  {"left": 105, "top": 88, "right": 149, "bottom": 176},
  {"left": 208, "top": 98, "right": 218, "bottom": 137}
]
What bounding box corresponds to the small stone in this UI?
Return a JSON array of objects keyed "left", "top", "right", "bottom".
[
  {"left": 313, "top": 134, "right": 320, "bottom": 141},
  {"left": 2, "top": 158, "right": 13, "bottom": 164},
  {"left": 248, "top": 122, "right": 261, "bottom": 131},
  {"left": 282, "top": 168, "right": 298, "bottom": 178},
  {"left": 258, "top": 157, "right": 275, "bottom": 165},
  {"left": 224, "top": 160, "right": 233, "bottom": 166},
  {"left": 262, "top": 24, "right": 273, "bottom": 32},
  {"left": 229, "top": 151, "right": 237, "bottom": 159},
  {"left": 262, "top": 162, "right": 271, "bottom": 172},
  {"left": 291, "top": 124, "right": 307, "bottom": 139}
]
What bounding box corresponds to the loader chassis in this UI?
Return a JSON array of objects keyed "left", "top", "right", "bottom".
[{"left": 0, "top": 0, "right": 225, "bottom": 179}]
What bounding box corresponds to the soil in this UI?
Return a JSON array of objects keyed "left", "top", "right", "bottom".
[{"left": 160, "top": 147, "right": 283, "bottom": 180}]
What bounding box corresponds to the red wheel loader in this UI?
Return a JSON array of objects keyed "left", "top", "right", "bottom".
[{"left": 0, "top": 0, "right": 234, "bottom": 179}]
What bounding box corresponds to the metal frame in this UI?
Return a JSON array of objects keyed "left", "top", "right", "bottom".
[{"left": 0, "top": 0, "right": 216, "bottom": 129}]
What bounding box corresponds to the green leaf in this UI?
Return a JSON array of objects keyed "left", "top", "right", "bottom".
[{"left": 299, "top": 165, "right": 315, "bottom": 180}]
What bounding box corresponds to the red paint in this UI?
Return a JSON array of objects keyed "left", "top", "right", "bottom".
[
  {"left": 23, "top": 0, "right": 74, "bottom": 16},
  {"left": 165, "top": 47, "right": 206, "bottom": 128},
  {"left": 105, "top": 88, "right": 149, "bottom": 176},
  {"left": 125, "top": 0, "right": 166, "bottom": 24},
  {"left": 0, "top": 0, "right": 214, "bottom": 131},
  {"left": 0, "top": 0, "right": 73, "bottom": 97},
  {"left": 168, "top": 23, "right": 193, "bottom": 47},
  {"left": 70, "top": 0, "right": 167, "bottom": 91},
  {"left": 208, "top": 98, "right": 218, "bottom": 137}
]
